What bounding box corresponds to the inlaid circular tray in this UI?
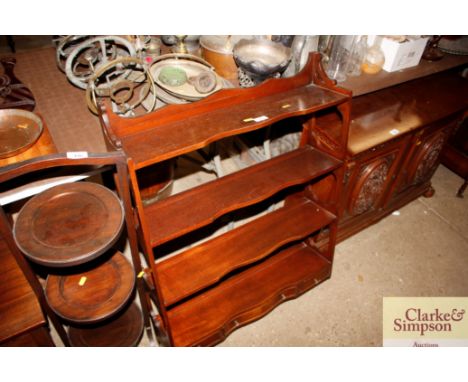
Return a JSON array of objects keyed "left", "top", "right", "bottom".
[
  {"left": 0, "top": 109, "right": 43, "bottom": 158},
  {"left": 68, "top": 302, "right": 144, "bottom": 347},
  {"left": 45, "top": 250, "right": 135, "bottom": 324},
  {"left": 13, "top": 182, "right": 124, "bottom": 267}
]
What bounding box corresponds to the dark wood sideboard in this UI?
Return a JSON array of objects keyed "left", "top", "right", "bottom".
[{"left": 329, "top": 66, "right": 468, "bottom": 243}]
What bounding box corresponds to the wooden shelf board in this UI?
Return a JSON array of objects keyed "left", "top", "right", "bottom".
[
  {"left": 342, "top": 54, "right": 468, "bottom": 97},
  {"left": 166, "top": 242, "right": 331, "bottom": 347},
  {"left": 120, "top": 85, "right": 348, "bottom": 168},
  {"left": 157, "top": 197, "right": 335, "bottom": 306},
  {"left": 144, "top": 146, "right": 341, "bottom": 247}
]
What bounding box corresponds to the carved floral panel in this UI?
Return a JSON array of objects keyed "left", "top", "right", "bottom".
[
  {"left": 412, "top": 133, "right": 446, "bottom": 186},
  {"left": 349, "top": 154, "right": 395, "bottom": 216}
]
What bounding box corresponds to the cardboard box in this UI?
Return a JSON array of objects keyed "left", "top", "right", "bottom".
[{"left": 379, "top": 36, "right": 429, "bottom": 72}]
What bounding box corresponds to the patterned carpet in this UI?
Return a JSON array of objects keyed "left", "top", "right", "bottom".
[{"left": 4, "top": 47, "right": 107, "bottom": 153}]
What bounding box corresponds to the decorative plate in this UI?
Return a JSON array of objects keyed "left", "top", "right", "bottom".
[
  {"left": 13, "top": 182, "right": 124, "bottom": 267},
  {"left": 68, "top": 303, "right": 144, "bottom": 346},
  {"left": 45, "top": 251, "right": 135, "bottom": 323},
  {"left": 0, "top": 109, "right": 43, "bottom": 158}
]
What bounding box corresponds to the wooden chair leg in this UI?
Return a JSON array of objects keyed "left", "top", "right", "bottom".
[{"left": 457, "top": 179, "right": 468, "bottom": 198}]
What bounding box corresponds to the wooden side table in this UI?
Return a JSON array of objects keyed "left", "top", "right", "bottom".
[
  {"left": 0, "top": 232, "right": 54, "bottom": 346},
  {"left": 0, "top": 114, "right": 57, "bottom": 346}
]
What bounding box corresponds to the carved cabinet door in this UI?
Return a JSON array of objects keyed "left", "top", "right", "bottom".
[
  {"left": 347, "top": 156, "right": 395, "bottom": 217},
  {"left": 394, "top": 120, "right": 458, "bottom": 195},
  {"left": 344, "top": 140, "right": 407, "bottom": 218},
  {"left": 405, "top": 129, "right": 448, "bottom": 187}
]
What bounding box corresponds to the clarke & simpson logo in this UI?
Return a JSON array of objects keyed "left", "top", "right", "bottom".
[
  {"left": 393, "top": 307, "right": 465, "bottom": 336},
  {"left": 383, "top": 297, "right": 468, "bottom": 347}
]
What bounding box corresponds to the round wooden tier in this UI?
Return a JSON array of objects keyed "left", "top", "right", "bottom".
[
  {"left": 45, "top": 251, "right": 135, "bottom": 324},
  {"left": 13, "top": 182, "right": 124, "bottom": 267},
  {"left": 68, "top": 303, "right": 144, "bottom": 347}
]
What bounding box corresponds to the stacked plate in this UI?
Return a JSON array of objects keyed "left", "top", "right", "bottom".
[
  {"left": 13, "top": 181, "right": 142, "bottom": 346},
  {"left": 13, "top": 181, "right": 134, "bottom": 321}
]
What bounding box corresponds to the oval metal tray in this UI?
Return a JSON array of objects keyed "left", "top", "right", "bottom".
[{"left": 151, "top": 58, "right": 223, "bottom": 101}]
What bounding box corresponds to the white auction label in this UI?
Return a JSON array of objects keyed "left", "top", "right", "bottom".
[
  {"left": 243, "top": 115, "right": 269, "bottom": 123},
  {"left": 66, "top": 151, "right": 89, "bottom": 159}
]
